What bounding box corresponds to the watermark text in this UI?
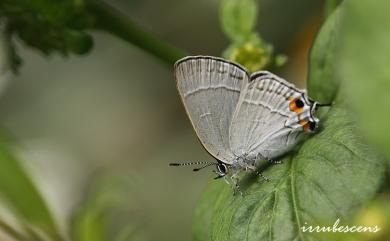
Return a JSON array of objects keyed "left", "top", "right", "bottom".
[{"left": 301, "top": 219, "right": 380, "bottom": 233}]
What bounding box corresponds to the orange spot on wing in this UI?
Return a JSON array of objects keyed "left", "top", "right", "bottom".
[
  {"left": 289, "top": 98, "right": 304, "bottom": 114},
  {"left": 299, "top": 119, "right": 312, "bottom": 133},
  {"left": 303, "top": 122, "right": 313, "bottom": 133},
  {"left": 299, "top": 119, "right": 309, "bottom": 126}
]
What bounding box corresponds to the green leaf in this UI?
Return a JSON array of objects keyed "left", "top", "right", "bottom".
[
  {"left": 0, "top": 139, "right": 60, "bottom": 239},
  {"left": 338, "top": 0, "right": 390, "bottom": 162},
  {"left": 193, "top": 5, "right": 386, "bottom": 241},
  {"left": 72, "top": 208, "right": 105, "bottom": 241},
  {"left": 193, "top": 105, "right": 385, "bottom": 241},
  {"left": 223, "top": 34, "right": 273, "bottom": 72},
  {"left": 220, "top": 0, "right": 258, "bottom": 42},
  {"left": 324, "top": 0, "right": 342, "bottom": 18},
  {"left": 308, "top": 6, "right": 341, "bottom": 104},
  {"left": 72, "top": 173, "right": 145, "bottom": 241}
]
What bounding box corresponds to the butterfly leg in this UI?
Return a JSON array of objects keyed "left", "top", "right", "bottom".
[
  {"left": 229, "top": 169, "right": 243, "bottom": 196},
  {"left": 254, "top": 170, "right": 270, "bottom": 182},
  {"left": 256, "top": 152, "right": 282, "bottom": 165},
  {"left": 231, "top": 176, "right": 243, "bottom": 196},
  {"left": 247, "top": 165, "right": 270, "bottom": 182},
  {"left": 268, "top": 158, "right": 283, "bottom": 164}
]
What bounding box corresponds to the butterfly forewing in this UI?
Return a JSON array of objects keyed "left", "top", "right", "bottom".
[
  {"left": 229, "top": 71, "right": 308, "bottom": 160},
  {"left": 175, "top": 56, "right": 249, "bottom": 163}
]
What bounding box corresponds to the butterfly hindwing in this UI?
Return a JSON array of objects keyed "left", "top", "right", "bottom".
[
  {"left": 229, "top": 71, "right": 311, "bottom": 160},
  {"left": 175, "top": 56, "right": 249, "bottom": 163}
]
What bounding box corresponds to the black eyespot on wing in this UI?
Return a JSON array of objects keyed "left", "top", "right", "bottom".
[
  {"left": 295, "top": 99, "right": 304, "bottom": 108},
  {"left": 309, "top": 121, "right": 317, "bottom": 131}
]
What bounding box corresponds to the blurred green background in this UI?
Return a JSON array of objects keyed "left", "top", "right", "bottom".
[{"left": 3, "top": 0, "right": 376, "bottom": 240}]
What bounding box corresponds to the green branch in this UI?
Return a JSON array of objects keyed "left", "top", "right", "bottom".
[{"left": 87, "top": 0, "right": 187, "bottom": 65}]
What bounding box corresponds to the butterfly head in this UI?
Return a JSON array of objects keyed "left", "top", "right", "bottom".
[
  {"left": 289, "top": 94, "right": 331, "bottom": 133},
  {"left": 305, "top": 97, "right": 332, "bottom": 133}
]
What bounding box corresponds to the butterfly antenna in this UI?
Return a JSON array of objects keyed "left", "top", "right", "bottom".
[
  {"left": 312, "top": 101, "right": 333, "bottom": 112},
  {"left": 192, "top": 162, "right": 216, "bottom": 172},
  {"left": 309, "top": 98, "right": 333, "bottom": 108},
  {"left": 317, "top": 102, "right": 333, "bottom": 107},
  {"left": 169, "top": 161, "right": 216, "bottom": 172}
]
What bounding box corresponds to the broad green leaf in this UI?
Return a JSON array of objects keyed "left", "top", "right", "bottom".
[
  {"left": 338, "top": 0, "right": 390, "bottom": 162},
  {"left": 193, "top": 105, "right": 385, "bottom": 241},
  {"left": 0, "top": 139, "right": 60, "bottom": 239},
  {"left": 220, "top": 0, "right": 257, "bottom": 43},
  {"left": 192, "top": 180, "right": 225, "bottom": 241},
  {"left": 193, "top": 5, "right": 386, "bottom": 241},
  {"left": 308, "top": 7, "right": 341, "bottom": 104}
]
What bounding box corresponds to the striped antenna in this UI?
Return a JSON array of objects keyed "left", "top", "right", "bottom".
[
  {"left": 169, "top": 161, "right": 216, "bottom": 172},
  {"left": 193, "top": 162, "right": 216, "bottom": 172}
]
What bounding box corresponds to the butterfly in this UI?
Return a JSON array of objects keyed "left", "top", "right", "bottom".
[{"left": 170, "top": 56, "right": 330, "bottom": 193}]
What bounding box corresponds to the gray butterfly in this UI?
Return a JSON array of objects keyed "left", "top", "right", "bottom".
[{"left": 170, "top": 56, "right": 330, "bottom": 193}]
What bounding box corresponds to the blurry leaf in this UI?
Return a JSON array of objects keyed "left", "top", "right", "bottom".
[
  {"left": 0, "top": 30, "right": 10, "bottom": 73},
  {"left": 308, "top": 6, "right": 341, "bottom": 104},
  {"left": 193, "top": 5, "right": 386, "bottom": 241},
  {"left": 223, "top": 34, "right": 273, "bottom": 72},
  {"left": 338, "top": 0, "right": 390, "bottom": 163},
  {"left": 63, "top": 29, "right": 94, "bottom": 55},
  {"left": 0, "top": 139, "right": 60, "bottom": 239},
  {"left": 0, "top": 218, "right": 30, "bottom": 241},
  {"left": 322, "top": 194, "right": 390, "bottom": 241},
  {"left": 0, "top": 0, "right": 94, "bottom": 62},
  {"left": 73, "top": 209, "right": 105, "bottom": 241},
  {"left": 114, "top": 225, "right": 145, "bottom": 241},
  {"left": 274, "top": 54, "right": 288, "bottom": 67},
  {"left": 72, "top": 173, "right": 145, "bottom": 241},
  {"left": 0, "top": 28, "right": 20, "bottom": 78},
  {"left": 72, "top": 176, "right": 119, "bottom": 241},
  {"left": 220, "top": 0, "right": 285, "bottom": 71},
  {"left": 220, "top": 0, "right": 257, "bottom": 42},
  {"left": 324, "top": 0, "right": 342, "bottom": 18},
  {"left": 1, "top": 0, "right": 187, "bottom": 69},
  {"left": 351, "top": 195, "right": 390, "bottom": 241}
]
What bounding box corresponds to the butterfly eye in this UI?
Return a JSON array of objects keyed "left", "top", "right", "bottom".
[
  {"left": 217, "top": 163, "right": 228, "bottom": 175},
  {"left": 289, "top": 98, "right": 305, "bottom": 113}
]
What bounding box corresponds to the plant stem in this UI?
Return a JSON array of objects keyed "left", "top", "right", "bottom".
[{"left": 87, "top": 0, "right": 187, "bottom": 66}]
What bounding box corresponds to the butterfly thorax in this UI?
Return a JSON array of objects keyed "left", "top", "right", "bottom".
[{"left": 226, "top": 154, "right": 256, "bottom": 176}]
